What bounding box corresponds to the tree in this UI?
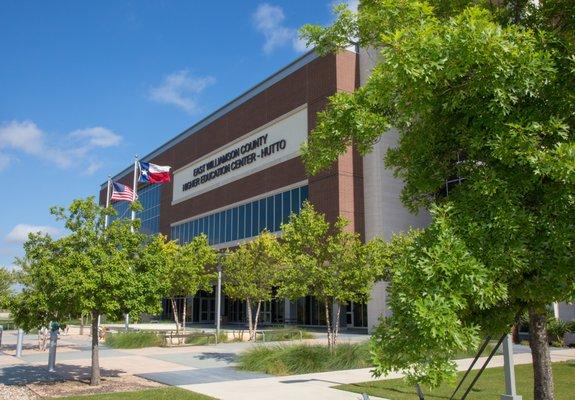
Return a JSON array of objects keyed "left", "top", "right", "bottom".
[
  {"left": 11, "top": 198, "right": 164, "bottom": 385},
  {"left": 300, "top": 1, "right": 574, "bottom": 398},
  {"left": 0, "top": 267, "right": 14, "bottom": 309},
  {"left": 142, "top": 234, "right": 217, "bottom": 337},
  {"left": 222, "top": 231, "right": 281, "bottom": 341},
  {"left": 279, "top": 202, "right": 377, "bottom": 349}
]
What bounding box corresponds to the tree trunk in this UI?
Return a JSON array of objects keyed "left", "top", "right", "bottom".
[
  {"left": 324, "top": 299, "right": 333, "bottom": 350},
  {"left": 171, "top": 298, "right": 180, "bottom": 335},
  {"left": 247, "top": 299, "right": 254, "bottom": 341},
  {"left": 529, "top": 307, "right": 555, "bottom": 400},
  {"left": 253, "top": 301, "right": 262, "bottom": 341},
  {"left": 80, "top": 313, "right": 84, "bottom": 336},
  {"left": 182, "top": 297, "right": 187, "bottom": 333},
  {"left": 90, "top": 310, "right": 100, "bottom": 386},
  {"left": 512, "top": 323, "right": 520, "bottom": 344},
  {"left": 332, "top": 302, "right": 341, "bottom": 347}
]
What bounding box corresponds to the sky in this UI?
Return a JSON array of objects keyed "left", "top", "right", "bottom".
[{"left": 0, "top": 0, "right": 357, "bottom": 270}]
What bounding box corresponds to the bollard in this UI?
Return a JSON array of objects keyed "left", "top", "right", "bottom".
[
  {"left": 501, "top": 334, "right": 522, "bottom": 400},
  {"left": 47, "top": 329, "right": 58, "bottom": 372},
  {"left": 0, "top": 325, "right": 3, "bottom": 348},
  {"left": 16, "top": 329, "right": 24, "bottom": 357}
]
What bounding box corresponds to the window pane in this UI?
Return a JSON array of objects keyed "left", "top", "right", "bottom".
[
  {"left": 192, "top": 219, "right": 198, "bottom": 238},
  {"left": 219, "top": 211, "right": 226, "bottom": 243},
  {"left": 209, "top": 214, "right": 215, "bottom": 244},
  {"left": 291, "top": 187, "right": 300, "bottom": 214},
  {"left": 232, "top": 208, "right": 239, "bottom": 241},
  {"left": 274, "top": 194, "right": 282, "bottom": 231},
  {"left": 259, "top": 199, "right": 266, "bottom": 232},
  {"left": 251, "top": 201, "right": 259, "bottom": 237},
  {"left": 238, "top": 205, "right": 245, "bottom": 240},
  {"left": 214, "top": 214, "right": 220, "bottom": 245},
  {"left": 226, "top": 209, "right": 232, "bottom": 242},
  {"left": 300, "top": 186, "right": 309, "bottom": 203},
  {"left": 245, "top": 203, "right": 252, "bottom": 238},
  {"left": 282, "top": 191, "right": 291, "bottom": 224},
  {"left": 266, "top": 197, "right": 274, "bottom": 231}
]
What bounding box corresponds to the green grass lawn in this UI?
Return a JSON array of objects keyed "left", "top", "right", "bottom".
[
  {"left": 336, "top": 361, "right": 575, "bottom": 400},
  {"left": 59, "top": 387, "right": 216, "bottom": 399}
]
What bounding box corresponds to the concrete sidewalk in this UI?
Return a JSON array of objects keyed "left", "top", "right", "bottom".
[{"left": 178, "top": 348, "right": 575, "bottom": 400}]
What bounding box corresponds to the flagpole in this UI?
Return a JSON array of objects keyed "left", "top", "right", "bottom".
[
  {"left": 104, "top": 176, "right": 111, "bottom": 228},
  {"left": 130, "top": 156, "right": 139, "bottom": 233}
]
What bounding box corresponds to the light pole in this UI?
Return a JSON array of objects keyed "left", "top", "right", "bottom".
[
  {"left": 215, "top": 262, "right": 222, "bottom": 344},
  {"left": 501, "top": 334, "right": 522, "bottom": 400}
]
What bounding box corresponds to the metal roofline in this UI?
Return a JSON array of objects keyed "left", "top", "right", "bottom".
[{"left": 100, "top": 48, "right": 329, "bottom": 188}]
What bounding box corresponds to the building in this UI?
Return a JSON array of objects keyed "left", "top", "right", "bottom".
[{"left": 100, "top": 48, "right": 430, "bottom": 331}]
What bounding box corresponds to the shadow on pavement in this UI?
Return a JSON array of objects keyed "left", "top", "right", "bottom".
[
  {"left": 196, "top": 352, "right": 236, "bottom": 363},
  {"left": 0, "top": 364, "right": 123, "bottom": 385}
]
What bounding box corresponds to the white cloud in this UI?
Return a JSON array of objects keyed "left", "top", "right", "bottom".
[
  {"left": 6, "top": 224, "right": 61, "bottom": 244},
  {"left": 69, "top": 127, "right": 122, "bottom": 148},
  {"left": 0, "top": 121, "right": 122, "bottom": 172},
  {"left": 252, "top": 4, "right": 309, "bottom": 54},
  {"left": 149, "top": 70, "right": 215, "bottom": 114},
  {"left": 85, "top": 160, "right": 103, "bottom": 175}
]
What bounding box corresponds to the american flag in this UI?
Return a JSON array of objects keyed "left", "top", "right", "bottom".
[{"left": 111, "top": 182, "right": 137, "bottom": 202}]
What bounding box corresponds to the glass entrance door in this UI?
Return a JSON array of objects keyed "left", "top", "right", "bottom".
[{"left": 200, "top": 297, "right": 215, "bottom": 322}]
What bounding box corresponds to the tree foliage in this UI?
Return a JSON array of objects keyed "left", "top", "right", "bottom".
[
  {"left": 0, "top": 267, "right": 14, "bottom": 309},
  {"left": 223, "top": 231, "right": 281, "bottom": 340},
  {"left": 300, "top": 0, "right": 574, "bottom": 394},
  {"left": 141, "top": 234, "right": 217, "bottom": 335},
  {"left": 11, "top": 197, "right": 164, "bottom": 385},
  {"left": 279, "top": 202, "right": 377, "bottom": 348}
]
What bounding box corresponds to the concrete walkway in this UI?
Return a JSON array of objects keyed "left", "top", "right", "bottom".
[{"left": 0, "top": 327, "right": 574, "bottom": 400}]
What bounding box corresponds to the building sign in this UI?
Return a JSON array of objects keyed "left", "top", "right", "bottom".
[{"left": 172, "top": 106, "right": 307, "bottom": 204}]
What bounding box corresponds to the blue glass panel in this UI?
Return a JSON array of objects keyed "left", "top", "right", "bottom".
[
  {"left": 274, "top": 194, "right": 282, "bottom": 231},
  {"left": 282, "top": 191, "right": 291, "bottom": 224},
  {"left": 251, "top": 201, "right": 259, "bottom": 237},
  {"left": 238, "top": 205, "right": 245, "bottom": 240},
  {"left": 214, "top": 214, "right": 220, "bottom": 245},
  {"left": 245, "top": 203, "right": 252, "bottom": 238},
  {"left": 232, "top": 208, "right": 239, "bottom": 241},
  {"left": 259, "top": 199, "right": 266, "bottom": 232},
  {"left": 226, "top": 209, "right": 232, "bottom": 242},
  {"left": 209, "top": 214, "right": 215, "bottom": 244},
  {"left": 219, "top": 211, "right": 226, "bottom": 243},
  {"left": 266, "top": 197, "right": 274, "bottom": 231},
  {"left": 291, "top": 187, "right": 300, "bottom": 214},
  {"left": 300, "top": 186, "right": 309, "bottom": 203}
]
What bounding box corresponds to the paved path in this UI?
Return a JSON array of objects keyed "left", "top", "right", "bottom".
[{"left": 0, "top": 327, "right": 574, "bottom": 400}]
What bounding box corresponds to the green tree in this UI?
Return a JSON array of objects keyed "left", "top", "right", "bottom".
[
  {"left": 11, "top": 198, "right": 164, "bottom": 385},
  {"left": 142, "top": 234, "right": 217, "bottom": 336},
  {"left": 223, "top": 231, "right": 281, "bottom": 341},
  {"left": 279, "top": 202, "right": 377, "bottom": 349},
  {"left": 0, "top": 267, "right": 14, "bottom": 309},
  {"left": 300, "top": 1, "right": 574, "bottom": 398}
]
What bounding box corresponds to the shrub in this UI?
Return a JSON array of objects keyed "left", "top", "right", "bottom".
[
  {"left": 258, "top": 329, "right": 314, "bottom": 342},
  {"left": 237, "top": 343, "right": 371, "bottom": 375},
  {"left": 185, "top": 332, "right": 228, "bottom": 345},
  {"left": 547, "top": 318, "right": 569, "bottom": 347},
  {"left": 105, "top": 331, "right": 162, "bottom": 349}
]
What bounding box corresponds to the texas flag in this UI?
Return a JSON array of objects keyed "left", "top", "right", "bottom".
[{"left": 139, "top": 162, "right": 171, "bottom": 184}]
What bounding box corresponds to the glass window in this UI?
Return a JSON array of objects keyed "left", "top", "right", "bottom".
[
  {"left": 245, "top": 203, "right": 252, "bottom": 238},
  {"left": 209, "top": 214, "right": 215, "bottom": 244},
  {"left": 192, "top": 219, "right": 198, "bottom": 238},
  {"left": 251, "top": 201, "right": 259, "bottom": 237},
  {"left": 259, "top": 199, "right": 266, "bottom": 232},
  {"left": 232, "top": 208, "right": 239, "bottom": 241},
  {"left": 238, "top": 205, "right": 245, "bottom": 240},
  {"left": 226, "top": 209, "right": 232, "bottom": 242},
  {"left": 274, "top": 194, "right": 282, "bottom": 231},
  {"left": 300, "top": 186, "right": 309, "bottom": 203},
  {"left": 219, "top": 211, "right": 226, "bottom": 244},
  {"left": 214, "top": 213, "right": 220, "bottom": 245},
  {"left": 266, "top": 197, "right": 274, "bottom": 232},
  {"left": 291, "top": 187, "right": 300, "bottom": 213},
  {"left": 282, "top": 191, "right": 291, "bottom": 225}
]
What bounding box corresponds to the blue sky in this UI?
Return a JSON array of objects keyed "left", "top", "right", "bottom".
[{"left": 0, "top": 0, "right": 357, "bottom": 269}]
